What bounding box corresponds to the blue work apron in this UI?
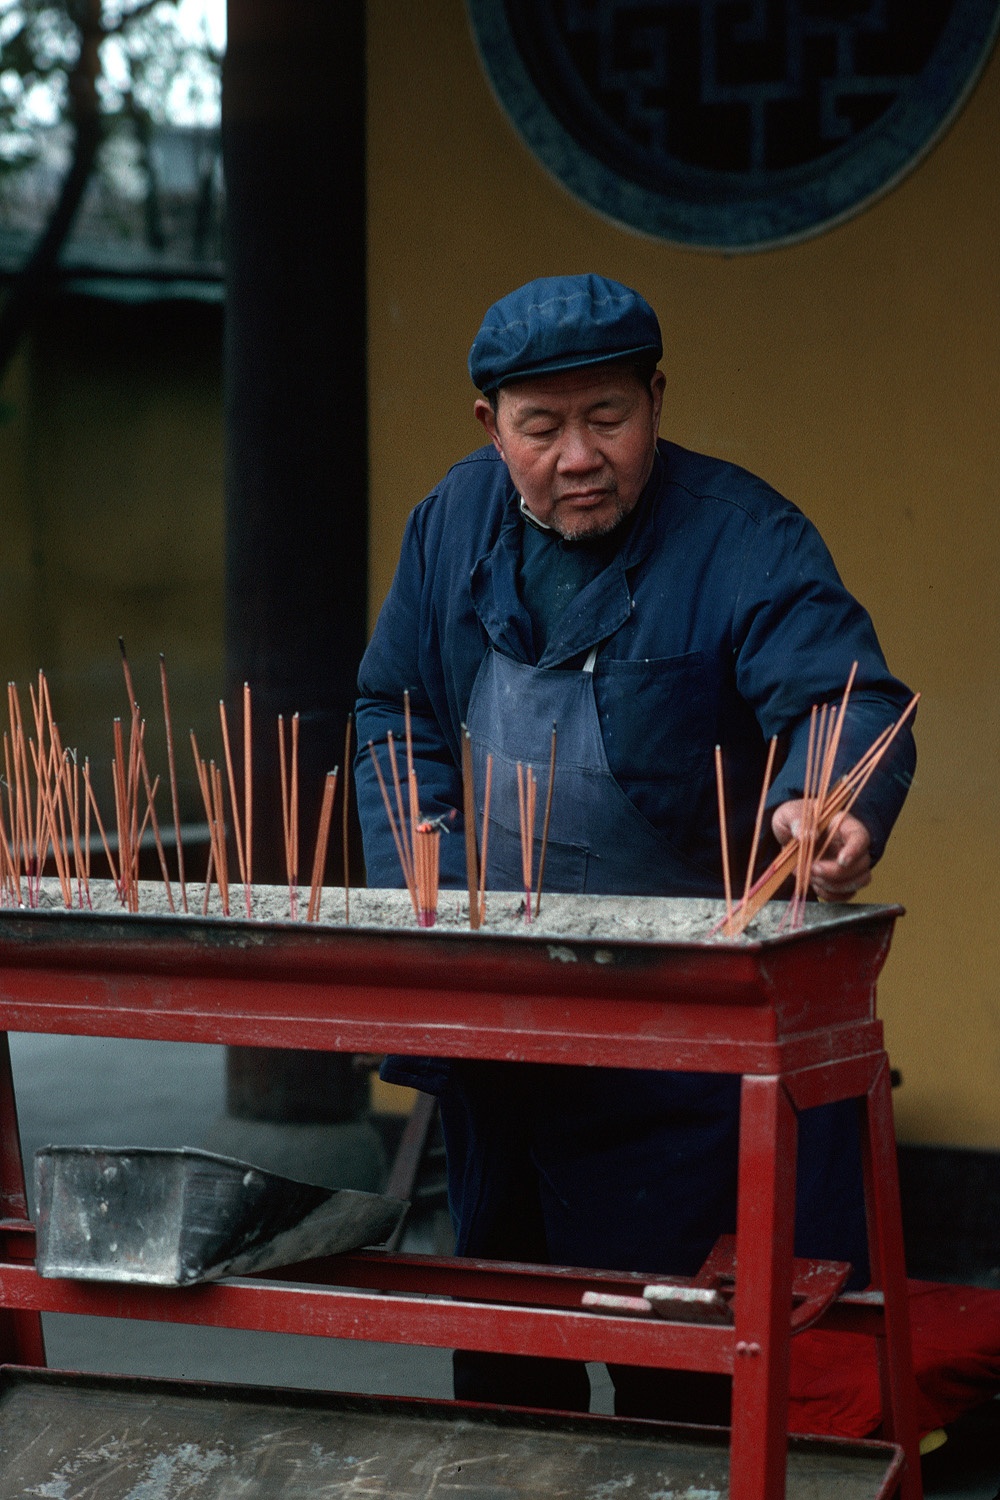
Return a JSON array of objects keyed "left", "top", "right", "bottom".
[{"left": 443, "top": 646, "right": 868, "bottom": 1283}]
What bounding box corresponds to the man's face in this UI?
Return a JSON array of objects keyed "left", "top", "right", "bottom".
[{"left": 474, "top": 363, "right": 665, "bottom": 541}]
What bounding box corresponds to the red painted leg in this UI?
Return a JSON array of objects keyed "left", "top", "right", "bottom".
[
  {"left": 730, "top": 1074, "right": 798, "bottom": 1500},
  {"left": 861, "top": 1055, "right": 922, "bottom": 1500},
  {"left": 0, "top": 1032, "right": 45, "bottom": 1365}
]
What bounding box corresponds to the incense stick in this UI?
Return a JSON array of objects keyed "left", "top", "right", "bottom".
[
  {"left": 307, "top": 769, "right": 338, "bottom": 922},
  {"left": 403, "top": 690, "right": 419, "bottom": 860},
  {"left": 720, "top": 691, "right": 919, "bottom": 938},
  {"left": 210, "top": 762, "right": 230, "bottom": 917},
  {"left": 535, "top": 723, "right": 557, "bottom": 919},
  {"left": 291, "top": 711, "right": 299, "bottom": 915},
  {"left": 219, "top": 700, "right": 248, "bottom": 914},
  {"left": 788, "top": 707, "right": 819, "bottom": 929},
  {"left": 117, "top": 644, "right": 174, "bottom": 912},
  {"left": 516, "top": 762, "right": 536, "bottom": 921},
  {"left": 83, "top": 758, "right": 119, "bottom": 896},
  {"left": 414, "top": 820, "right": 440, "bottom": 927},
  {"left": 814, "top": 693, "right": 921, "bottom": 864},
  {"left": 741, "top": 735, "right": 778, "bottom": 912},
  {"left": 386, "top": 732, "right": 415, "bottom": 895},
  {"left": 714, "top": 745, "right": 733, "bottom": 927},
  {"left": 159, "top": 655, "right": 187, "bottom": 912},
  {"left": 277, "top": 715, "right": 293, "bottom": 917},
  {"left": 367, "top": 740, "right": 419, "bottom": 916},
  {"left": 342, "top": 715, "right": 352, "bottom": 924},
  {"left": 243, "top": 682, "right": 253, "bottom": 912},
  {"left": 190, "top": 731, "right": 219, "bottom": 916},
  {"left": 478, "top": 752, "right": 493, "bottom": 923},
  {"left": 460, "top": 725, "right": 480, "bottom": 930}
]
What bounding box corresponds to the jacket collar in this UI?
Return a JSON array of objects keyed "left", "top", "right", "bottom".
[{"left": 470, "top": 446, "right": 665, "bottom": 666}]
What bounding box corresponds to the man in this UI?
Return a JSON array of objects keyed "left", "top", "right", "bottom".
[{"left": 355, "top": 274, "right": 915, "bottom": 1419}]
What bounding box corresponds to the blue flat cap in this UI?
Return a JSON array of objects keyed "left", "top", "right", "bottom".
[{"left": 468, "top": 274, "right": 662, "bottom": 393}]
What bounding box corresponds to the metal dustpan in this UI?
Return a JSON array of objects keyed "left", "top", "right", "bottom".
[{"left": 34, "top": 1145, "right": 407, "bottom": 1287}]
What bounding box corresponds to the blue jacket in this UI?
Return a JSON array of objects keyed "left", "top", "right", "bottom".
[{"left": 356, "top": 440, "right": 915, "bottom": 891}]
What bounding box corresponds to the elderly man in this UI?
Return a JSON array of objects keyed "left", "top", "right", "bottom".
[{"left": 355, "top": 274, "right": 915, "bottom": 1420}]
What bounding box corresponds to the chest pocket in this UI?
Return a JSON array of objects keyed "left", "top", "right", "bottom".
[{"left": 594, "top": 652, "right": 712, "bottom": 836}]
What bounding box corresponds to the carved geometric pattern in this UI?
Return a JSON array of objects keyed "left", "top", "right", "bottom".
[
  {"left": 469, "top": 0, "right": 1000, "bottom": 247},
  {"left": 525, "top": 0, "right": 953, "bottom": 176}
]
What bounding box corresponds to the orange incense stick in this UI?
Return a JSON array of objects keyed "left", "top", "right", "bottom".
[
  {"left": 307, "top": 769, "right": 338, "bottom": 922},
  {"left": 741, "top": 734, "right": 778, "bottom": 912},
  {"left": 0, "top": 754, "right": 19, "bottom": 905},
  {"left": 414, "top": 820, "right": 440, "bottom": 927},
  {"left": 460, "top": 726, "right": 480, "bottom": 930},
  {"left": 111, "top": 719, "right": 131, "bottom": 910},
  {"left": 190, "top": 732, "right": 218, "bottom": 916},
  {"left": 516, "top": 762, "right": 527, "bottom": 906},
  {"left": 478, "top": 752, "right": 493, "bottom": 923},
  {"left": 3, "top": 732, "right": 23, "bottom": 903},
  {"left": 386, "top": 732, "right": 415, "bottom": 894},
  {"left": 535, "top": 723, "right": 557, "bottom": 919},
  {"left": 403, "top": 690, "right": 419, "bottom": 857},
  {"left": 789, "top": 707, "right": 820, "bottom": 928},
  {"left": 814, "top": 693, "right": 921, "bottom": 863},
  {"left": 291, "top": 712, "right": 300, "bottom": 913},
  {"left": 8, "top": 685, "right": 33, "bottom": 890},
  {"left": 66, "top": 752, "right": 88, "bottom": 906},
  {"left": 0, "top": 792, "right": 16, "bottom": 904},
  {"left": 243, "top": 682, "right": 252, "bottom": 907},
  {"left": 219, "top": 700, "right": 248, "bottom": 900},
  {"left": 135, "top": 775, "right": 161, "bottom": 855},
  {"left": 83, "top": 759, "right": 120, "bottom": 896},
  {"left": 342, "top": 715, "right": 352, "bottom": 924},
  {"left": 367, "top": 741, "right": 419, "bottom": 916},
  {"left": 210, "top": 762, "right": 230, "bottom": 916},
  {"left": 159, "top": 654, "right": 187, "bottom": 912},
  {"left": 83, "top": 754, "right": 92, "bottom": 894},
  {"left": 277, "top": 715, "right": 292, "bottom": 908},
  {"left": 720, "top": 691, "right": 919, "bottom": 938},
  {"left": 516, "top": 762, "right": 536, "bottom": 921},
  {"left": 714, "top": 745, "right": 733, "bottom": 927}
]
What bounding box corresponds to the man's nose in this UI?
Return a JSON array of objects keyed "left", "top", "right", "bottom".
[{"left": 556, "top": 425, "right": 602, "bottom": 472}]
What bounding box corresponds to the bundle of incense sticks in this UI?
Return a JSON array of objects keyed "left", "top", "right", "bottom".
[
  {"left": 513, "top": 725, "right": 559, "bottom": 924},
  {"left": 715, "top": 671, "right": 919, "bottom": 939},
  {"left": 516, "top": 761, "right": 537, "bottom": 922},
  {"left": 413, "top": 821, "right": 440, "bottom": 927},
  {"left": 0, "top": 673, "right": 97, "bottom": 911},
  {"left": 0, "top": 655, "right": 350, "bottom": 924}
]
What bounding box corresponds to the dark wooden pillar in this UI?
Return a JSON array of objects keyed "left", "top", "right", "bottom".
[{"left": 222, "top": 0, "right": 368, "bottom": 1126}]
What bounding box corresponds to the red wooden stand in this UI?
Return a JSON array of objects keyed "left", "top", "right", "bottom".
[{"left": 0, "top": 899, "right": 921, "bottom": 1500}]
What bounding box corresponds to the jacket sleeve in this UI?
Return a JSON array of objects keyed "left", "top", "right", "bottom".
[
  {"left": 733, "top": 508, "right": 916, "bottom": 862},
  {"left": 354, "top": 503, "right": 469, "bottom": 889}
]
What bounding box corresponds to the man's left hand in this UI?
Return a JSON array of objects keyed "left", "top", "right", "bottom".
[{"left": 771, "top": 802, "right": 872, "bottom": 901}]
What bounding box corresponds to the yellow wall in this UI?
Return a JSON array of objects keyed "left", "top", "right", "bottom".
[
  {"left": 0, "top": 299, "right": 225, "bottom": 812},
  {"left": 368, "top": 1, "right": 1000, "bottom": 1147}
]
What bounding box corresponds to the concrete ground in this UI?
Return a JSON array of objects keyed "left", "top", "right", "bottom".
[{"left": 9, "top": 1034, "right": 1000, "bottom": 1498}]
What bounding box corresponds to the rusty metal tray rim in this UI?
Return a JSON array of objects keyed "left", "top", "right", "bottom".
[{"left": 0, "top": 1361, "right": 905, "bottom": 1467}]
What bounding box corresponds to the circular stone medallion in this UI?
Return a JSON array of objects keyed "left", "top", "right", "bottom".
[{"left": 467, "top": 0, "right": 1000, "bottom": 250}]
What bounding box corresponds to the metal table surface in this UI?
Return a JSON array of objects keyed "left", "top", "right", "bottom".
[{"left": 0, "top": 895, "right": 921, "bottom": 1500}]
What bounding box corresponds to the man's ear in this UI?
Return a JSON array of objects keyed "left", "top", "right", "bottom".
[
  {"left": 474, "top": 397, "right": 505, "bottom": 458},
  {"left": 650, "top": 369, "right": 666, "bottom": 433}
]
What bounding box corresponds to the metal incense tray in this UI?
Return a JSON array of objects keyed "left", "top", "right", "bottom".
[{"left": 34, "top": 1145, "right": 406, "bottom": 1287}]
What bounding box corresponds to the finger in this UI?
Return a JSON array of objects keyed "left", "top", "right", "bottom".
[{"left": 771, "top": 801, "right": 803, "bottom": 847}]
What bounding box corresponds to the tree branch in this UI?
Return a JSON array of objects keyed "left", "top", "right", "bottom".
[{"left": 0, "top": 0, "right": 104, "bottom": 386}]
